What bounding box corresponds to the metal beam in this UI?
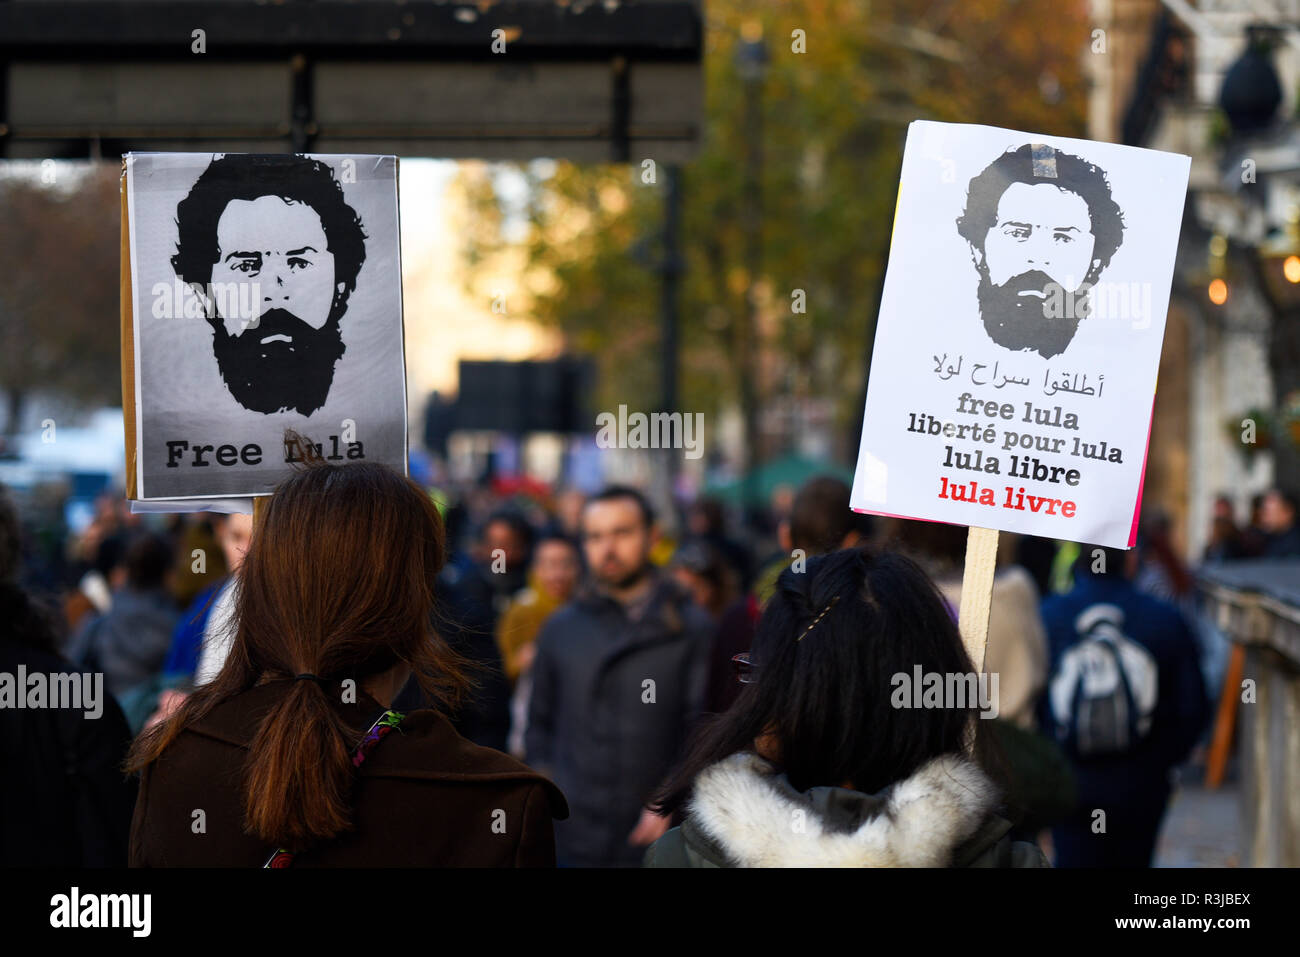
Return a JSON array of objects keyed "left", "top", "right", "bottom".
[
  {"left": 0, "top": 0, "right": 703, "bottom": 160},
  {"left": 0, "top": 1, "right": 703, "bottom": 60}
]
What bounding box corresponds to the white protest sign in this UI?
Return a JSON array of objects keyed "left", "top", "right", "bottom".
[
  {"left": 851, "top": 122, "right": 1190, "bottom": 548},
  {"left": 123, "top": 153, "right": 408, "bottom": 502}
]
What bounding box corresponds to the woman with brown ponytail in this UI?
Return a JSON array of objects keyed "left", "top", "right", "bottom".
[{"left": 126, "top": 458, "right": 567, "bottom": 866}]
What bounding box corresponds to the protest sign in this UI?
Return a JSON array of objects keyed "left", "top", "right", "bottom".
[
  {"left": 121, "top": 152, "right": 408, "bottom": 502},
  {"left": 851, "top": 122, "right": 1190, "bottom": 551}
]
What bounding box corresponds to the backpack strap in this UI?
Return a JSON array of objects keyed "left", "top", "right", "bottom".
[{"left": 262, "top": 709, "right": 404, "bottom": 868}]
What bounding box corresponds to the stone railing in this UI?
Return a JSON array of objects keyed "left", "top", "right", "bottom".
[{"left": 1197, "top": 560, "right": 1300, "bottom": 867}]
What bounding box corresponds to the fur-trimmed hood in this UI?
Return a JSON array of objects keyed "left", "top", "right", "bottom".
[{"left": 682, "top": 751, "right": 1003, "bottom": 868}]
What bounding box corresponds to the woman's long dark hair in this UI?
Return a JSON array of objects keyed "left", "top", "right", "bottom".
[
  {"left": 126, "top": 457, "right": 472, "bottom": 851},
  {"left": 655, "top": 546, "right": 1001, "bottom": 815}
]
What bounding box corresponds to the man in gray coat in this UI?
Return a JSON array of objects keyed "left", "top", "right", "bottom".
[{"left": 526, "top": 486, "right": 713, "bottom": 867}]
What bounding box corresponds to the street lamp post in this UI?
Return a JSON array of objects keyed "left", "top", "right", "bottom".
[
  {"left": 1218, "top": 24, "right": 1300, "bottom": 486},
  {"left": 661, "top": 164, "right": 683, "bottom": 499},
  {"left": 736, "top": 22, "right": 768, "bottom": 515}
]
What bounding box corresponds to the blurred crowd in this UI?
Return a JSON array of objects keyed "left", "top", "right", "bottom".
[{"left": 2, "top": 468, "right": 1297, "bottom": 867}]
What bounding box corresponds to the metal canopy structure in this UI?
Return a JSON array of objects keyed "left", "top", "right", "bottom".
[{"left": 0, "top": 0, "right": 703, "bottom": 161}]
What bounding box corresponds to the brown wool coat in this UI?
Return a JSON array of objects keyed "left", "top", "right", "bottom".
[{"left": 129, "top": 683, "right": 568, "bottom": 867}]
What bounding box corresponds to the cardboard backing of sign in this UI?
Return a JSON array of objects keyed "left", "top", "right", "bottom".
[{"left": 120, "top": 160, "right": 139, "bottom": 499}]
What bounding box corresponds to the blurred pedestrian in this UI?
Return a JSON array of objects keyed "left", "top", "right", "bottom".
[
  {"left": 553, "top": 487, "right": 587, "bottom": 540},
  {"left": 1015, "top": 534, "right": 1060, "bottom": 598},
  {"left": 1133, "top": 510, "right": 1192, "bottom": 603},
  {"left": 645, "top": 547, "right": 1047, "bottom": 867},
  {"left": 526, "top": 485, "right": 713, "bottom": 867},
  {"left": 169, "top": 514, "right": 228, "bottom": 610},
  {"left": 479, "top": 509, "right": 536, "bottom": 618},
  {"left": 63, "top": 532, "right": 125, "bottom": 634},
  {"left": 890, "top": 520, "right": 1048, "bottom": 731},
  {"left": 1040, "top": 545, "right": 1209, "bottom": 867},
  {"left": 0, "top": 488, "right": 136, "bottom": 866},
  {"left": 497, "top": 534, "right": 581, "bottom": 757},
  {"left": 670, "top": 539, "right": 737, "bottom": 621},
  {"left": 497, "top": 533, "right": 581, "bottom": 685},
  {"left": 672, "top": 538, "right": 757, "bottom": 715},
  {"left": 1237, "top": 493, "right": 1269, "bottom": 558},
  {"left": 685, "top": 498, "right": 753, "bottom": 592},
  {"left": 189, "top": 512, "right": 254, "bottom": 686},
  {"left": 676, "top": 540, "right": 759, "bottom": 712},
  {"left": 127, "top": 457, "right": 566, "bottom": 866},
  {"left": 1202, "top": 494, "right": 1244, "bottom": 563},
  {"left": 751, "top": 475, "right": 873, "bottom": 607},
  {"left": 140, "top": 511, "right": 255, "bottom": 731},
  {"left": 1259, "top": 487, "right": 1300, "bottom": 558},
  {"left": 65, "top": 531, "right": 180, "bottom": 726},
  {"left": 730, "top": 475, "right": 873, "bottom": 717},
  {"left": 398, "top": 509, "right": 530, "bottom": 751}
]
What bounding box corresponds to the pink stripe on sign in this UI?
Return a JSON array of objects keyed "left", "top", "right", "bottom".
[{"left": 1127, "top": 401, "right": 1157, "bottom": 548}]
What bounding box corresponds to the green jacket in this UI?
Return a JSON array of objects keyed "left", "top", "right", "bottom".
[{"left": 644, "top": 752, "right": 1049, "bottom": 868}]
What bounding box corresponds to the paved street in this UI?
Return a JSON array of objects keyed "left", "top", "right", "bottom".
[{"left": 1154, "top": 768, "right": 1242, "bottom": 868}]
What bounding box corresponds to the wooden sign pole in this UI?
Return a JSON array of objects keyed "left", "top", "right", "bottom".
[
  {"left": 957, "top": 526, "right": 998, "bottom": 753},
  {"left": 957, "top": 525, "right": 999, "bottom": 673}
]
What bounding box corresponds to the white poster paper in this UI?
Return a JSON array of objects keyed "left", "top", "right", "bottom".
[
  {"left": 851, "top": 122, "right": 1190, "bottom": 547},
  {"left": 125, "top": 152, "right": 407, "bottom": 501}
]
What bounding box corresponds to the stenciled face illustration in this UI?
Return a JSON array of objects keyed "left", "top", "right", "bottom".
[
  {"left": 206, "top": 196, "right": 345, "bottom": 415},
  {"left": 172, "top": 154, "right": 367, "bottom": 416},
  {"left": 983, "top": 183, "right": 1096, "bottom": 291},
  {"left": 211, "top": 196, "right": 339, "bottom": 337},
  {"left": 976, "top": 183, "right": 1097, "bottom": 359},
  {"left": 958, "top": 144, "right": 1124, "bottom": 359}
]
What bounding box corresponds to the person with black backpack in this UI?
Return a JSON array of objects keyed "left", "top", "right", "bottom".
[{"left": 1039, "top": 544, "right": 1209, "bottom": 867}]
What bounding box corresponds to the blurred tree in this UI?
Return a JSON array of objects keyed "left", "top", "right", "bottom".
[
  {"left": 459, "top": 0, "right": 1089, "bottom": 466},
  {"left": 0, "top": 164, "right": 120, "bottom": 438}
]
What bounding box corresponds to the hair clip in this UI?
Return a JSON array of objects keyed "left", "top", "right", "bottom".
[{"left": 796, "top": 595, "right": 840, "bottom": 642}]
